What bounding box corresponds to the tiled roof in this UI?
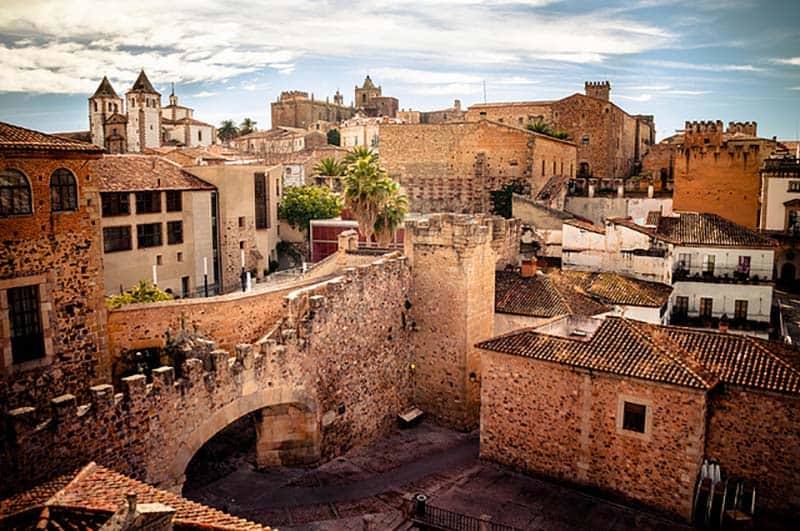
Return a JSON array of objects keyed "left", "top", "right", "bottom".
[
  {"left": 478, "top": 317, "right": 800, "bottom": 394},
  {"left": 535, "top": 174, "right": 570, "bottom": 202},
  {"left": 92, "top": 76, "right": 119, "bottom": 99},
  {"left": 495, "top": 271, "right": 610, "bottom": 318},
  {"left": 0, "top": 122, "right": 103, "bottom": 153},
  {"left": 645, "top": 210, "right": 661, "bottom": 226},
  {"left": 559, "top": 271, "right": 672, "bottom": 308},
  {"left": 655, "top": 212, "right": 777, "bottom": 248},
  {"left": 564, "top": 218, "right": 605, "bottom": 234},
  {"left": 90, "top": 154, "right": 216, "bottom": 192},
  {"left": 0, "top": 463, "right": 268, "bottom": 530},
  {"left": 162, "top": 116, "right": 214, "bottom": 127},
  {"left": 130, "top": 70, "right": 159, "bottom": 94}
]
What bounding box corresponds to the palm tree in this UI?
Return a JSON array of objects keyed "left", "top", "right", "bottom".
[
  {"left": 239, "top": 118, "right": 258, "bottom": 136},
  {"left": 373, "top": 184, "right": 409, "bottom": 247},
  {"left": 343, "top": 157, "right": 392, "bottom": 243},
  {"left": 344, "top": 145, "right": 377, "bottom": 166},
  {"left": 217, "top": 120, "right": 238, "bottom": 144},
  {"left": 313, "top": 157, "right": 345, "bottom": 177}
]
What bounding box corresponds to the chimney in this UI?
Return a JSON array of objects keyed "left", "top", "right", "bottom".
[
  {"left": 127, "top": 493, "right": 138, "bottom": 514},
  {"left": 520, "top": 259, "right": 537, "bottom": 278},
  {"left": 454, "top": 99, "right": 462, "bottom": 111}
]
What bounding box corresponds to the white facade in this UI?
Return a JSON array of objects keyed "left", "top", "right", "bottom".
[
  {"left": 340, "top": 115, "right": 402, "bottom": 150},
  {"left": 126, "top": 92, "right": 161, "bottom": 152},
  {"left": 761, "top": 174, "right": 800, "bottom": 231}
]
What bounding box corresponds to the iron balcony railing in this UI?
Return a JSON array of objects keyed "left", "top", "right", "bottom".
[{"left": 672, "top": 265, "right": 773, "bottom": 285}]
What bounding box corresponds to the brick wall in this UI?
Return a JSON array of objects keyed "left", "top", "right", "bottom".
[
  {"left": 480, "top": 350, "right": 706, "bottom": 521},
  {"left": 706, "top": 386, "right": 800, "bottom": 515},
  {"left": 0, "top": 154, "right": 108, "bottom": 410}
]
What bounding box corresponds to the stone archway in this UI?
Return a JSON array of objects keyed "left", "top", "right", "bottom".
[{"left": 164, "top": 385, "right": 319, "bottom": 491}]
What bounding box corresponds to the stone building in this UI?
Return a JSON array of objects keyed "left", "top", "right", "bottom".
[
  {"left": 758, "top": 154, "right": 800, "bottom": 284},
  {"left": 466, "top": 82, "right": 654, "bottom": 180},
  {"left": 91, "top": 155, "right": 218, "bottom": 298},
  {"left": 89, "top": 71, "right": 216, "bottom": 153},
  {"left": 339, "top": 114, "right": 403, "bottom": 151},
  {"left": 0, "top": 122, "right": 107, "bottom": 409},
  {"left": 380, "top": 120, "right": 577, "bottom": 213},
  {"left": 270, "top": 90, "right": 355, "bottom": 129},
  {"left": 478, "top": 316, "right": 800, "bottom": 521},
  {"left": 398, "top": 99, "right": 466, "bottom": 125},
  {"left": 189, "top": 165, "right": 282, "bottom": 291},
  {"left": 354, "top": 75, "right": 398, "bottom": 118},
  {"left": 279, "top": 145, "right": 350, "bottom": 189},
  {"left": 232, "top": 126, "right": 327, "bottom": 159},
  {"left": 643, "top": 120, "right": 780, "bottom": 228}
]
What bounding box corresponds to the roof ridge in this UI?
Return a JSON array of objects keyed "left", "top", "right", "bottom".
[
  {"left": 746, "top": 335, "right": 800, "bottom": 379},
  {"left": 46, "top": 462, "right": 97, "bottom": 507}
]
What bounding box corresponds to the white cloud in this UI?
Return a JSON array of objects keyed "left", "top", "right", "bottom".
[
  {"left": 0, "top": 0, "right": 674, "bottom": 93},
  {"left": 664, "top": 89, "right": 710, "bottom": 96},
  {"left": 191, "top": 91, "right": 218, "bottom": 98},
  {"left": 629, "top": 84, "right": 671, "bottom": 91},
  {"left": 790, "top": 86, "right": 800, "bottom": 91},
  {"left": 643, "top": 60, "right": 762, "bottom": 72},
  {"left": 617, "top": 94, "right": 653, "bottom": 102},
  {"left": 410, "top": 83, "right": 484, "bottom": 96},
  {"left": 773, "top": 57, "right": 800, "bottom": 66}
]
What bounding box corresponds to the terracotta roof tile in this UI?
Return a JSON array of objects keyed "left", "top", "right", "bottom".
[
  {"left": 535, "top": 174, "right": 570, "bottom": 202},
  {"left": 558, "top": 271, "right": 672, "bottom": 308},
  {"left": 655, "top": 212, "right": 777, "bottom": 248},
  {"left": 0, "top": 122, "right": 103, "bottom": 153},
  {"left": 564, "top": 218, "right": 605, "bottom": 234},
  {"left": 495, "top": 271, "right": 610, "bottom": 318},
  {"left": 90, "top": 154, "right": 216, "bottom": 192},
  {"left": 478, "top": 317, "right": 800, "bottom": 394},
  {"left": 92, "top": 76, "right": 119, "bottom": 99}
]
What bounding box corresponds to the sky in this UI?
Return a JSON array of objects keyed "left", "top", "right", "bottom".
[{"left": 0, "top": 0, "right": 798, "bottom": 141}]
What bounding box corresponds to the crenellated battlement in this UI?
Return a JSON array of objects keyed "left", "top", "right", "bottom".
[
  {"left": 585, "top": 81, "right": 611, "bottom": 101},
  {"left": 278, "top": 90, "right": 310, "bottom": 101},
  {"left": 684, "top": 120, "right": 724, "bottom": 133},
  {"left": 727, "top": 121, "right": 757, "bottom": 136}
]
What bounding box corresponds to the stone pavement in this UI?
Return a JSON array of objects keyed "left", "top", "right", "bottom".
[{"left": 184, "top": 421, "right": 692, "bottom": 530}]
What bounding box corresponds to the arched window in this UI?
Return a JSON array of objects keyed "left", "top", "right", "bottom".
[
  {"left": 0, "top": 169, "right": 32, "bottom": 216},
  {"left": 50, "top": 168, "right": 78, "bottom": 212},
  {"left": 93, "top": 101, "right": 98, "bottom": 112}
]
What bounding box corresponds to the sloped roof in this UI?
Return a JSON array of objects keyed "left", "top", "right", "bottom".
[
  {"left": 656, "top": 212, "right": 776, "bottom": 248},
  {"left": 564, "top": 218, "right": 605, "bottom": 234},
  {"left": 495, "top": 271, "right": 610, "bottom": 318},
  {"left": 0, "top": 462, "right": 268, "bottom": 530},
  {"left": 129, "top": 70, "right": 159, "bottom": 95},
  {"left": 536, "top": 174, "right": 570, "bottom": 202},
  {"left": 0, "top": 122, "right": 102, "bottom": 153},
  {"left": 90, "top": 154, "right": 215, "bottom": 192},
  {"left": 104, "top": 112, "right": 128, "bottom": 125},
  {"left": 478, "top": 317, "right": 800, "bottom": 394},
  {"left": 162, "top": 116, "right": 214, "bottom": 127},
  {"left": 361, "top": 75, "right": 376, "bottom": 89},
  {"left": 558, "top": 271, "right": 672, "bottom": 308},
  {"left": 92, "top": 76, "right": 119, "bottom": 99}
]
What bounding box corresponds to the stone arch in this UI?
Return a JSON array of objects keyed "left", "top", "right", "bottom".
[{"left": 164, "top": 385, "right": 319, "bottom": 491}]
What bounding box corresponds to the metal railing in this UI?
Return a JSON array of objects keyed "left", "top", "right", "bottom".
[
  {"left": 672, "top": 266, "right": 773, "bottom": 285},
  {"left": 411, "top": 494, "right": 522, "bottom": 531}
]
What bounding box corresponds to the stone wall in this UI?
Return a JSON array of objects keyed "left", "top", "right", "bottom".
[
  {"left": 1, "top": 253, "right": 413, "bottom": 496},
  {"left": 271, "top": 92, "right": 355, "bottom": 129},
  {"left": 0, "top": 153, "right": 108, "bottom": 410},
  {"left": 480, "top": 350, "right": 706, "bottom": 521},
  {"left": 380, "top": 121, "right": 575, "bottom": 214},
  {"left": 706, "top": 386, "right": 800, "bottom": 515}
]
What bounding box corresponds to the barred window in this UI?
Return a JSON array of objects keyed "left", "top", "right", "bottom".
[
  {"left": 0, "top": 169, "right": 32, "bottom": 216},
  {"left": 101, "top": 192, "right": 130, "bottom": 217},
  {"left": 136, "top": 191, "right": 161, "bottom": 214},
  {"left": 8, "top": 285, "right": 45, "bottom": 364},
  {"left": 137, "top": 222, "right": 162, "bottom": 247},
  {"left": 50, "top": 168, "right": 78, "bottom": 212},
  {"left": 166, "top": 190, "right": 182, "bottom": 212},
  {"left": 103, "top": 226, "right": 132, "bottom": 253},
  {"left": 167, "top": 220, "right": 183, "bottom": 245}
]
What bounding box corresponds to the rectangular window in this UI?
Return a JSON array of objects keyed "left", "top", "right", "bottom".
[
  {"left": 101, "top": 192, "right": 130, "bottom": 217},
  {"left": 136, "top": 191, "right": 161, "bottom": 214},
  {"left": 182, "top": 276, "right": 190, "bottom": 297},
  {"left": 703, "top": 254, "right": 715, "bottom": 275},
  {"left": 541, "top": 160, "right": 545, "bottom": 176},
  {"left": 789, "top": 210, "right": 800, "bottom": 231},
  {"left": 103, "top": 226, "right": 132, "bottom": 253},
  {"left": 167, "top": 220, "right": 183, "bottom": 245},
  {"left": 137, "top": 222, "right": 162, "bottom": 248},
  {"left": 254, "top": 172, "right": 268, "bottom": 229},
  {"left": 789, "top": 181, "right": 800, "bottom": 192},
  {"left": 678, "top": 253, "right": 692, "bottom": 270},
  {"left": 622, "top": 402, "right": 646, "bottom": 433},
  {"left": 8, "top": 285, "right": 45, "bottom": 364},
  {"left": 700, "top": 297, "right": 713, "bottom": 319},
  {"left": 737, "top": 255, "right": 751, "bottom": 275},
  {"left": 166, "top": 191, "right": 182, "bottom": 212},
  {"left": 674, "top": 296, "right": 689, "bottom": 317},
  {"left": 734, "top": 300, "right": 748, "bottom": 321}
]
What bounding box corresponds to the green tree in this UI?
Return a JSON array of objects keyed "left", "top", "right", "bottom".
[
  {"left": 344, "top": 145, "right": 377, "bottom": 166},
  {"left": 239, "top": 118, "right": 258, "bottom": 136},
  {"left": 327, "top": 128, "right": 341, "bottom": 146},
  {"left": 343, "top": 156, "right": 408, "bottom": 244},
  {"left": 278, "top": 185, "right": 342, "bottom": 236},
  {"left": 313, "top": 156, "right": 346, "bottom": 177},
  {"left": 107, "top": 280, "right": 173, "bottom": 309},
  {"left": 217, "top": 119, "right": 239, "bottom": 144},
  {"left": 526, "top": 120, "right": 569, "bottom": 140}
]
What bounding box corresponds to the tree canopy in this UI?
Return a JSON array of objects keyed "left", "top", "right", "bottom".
[
  {"left": 313, "top": 157, "right": 346, "bottom": 177},
  {"left": 327, "top": 128, "right": 341, "bottom": 146},
  {"left": 526, "top": 120, "right": 569, "bottom": 140},
  {"left": 107, "top": 280, "right": 173, "bottom": 309},
  {"left": 278, "top": 185, "right": 342, "bottom": 234},
  {"left": 239, "top": 118, "right": 258, "bottom": 136},
  {"left": 217, "top": 120, "right": 238, "bottom": 143}
]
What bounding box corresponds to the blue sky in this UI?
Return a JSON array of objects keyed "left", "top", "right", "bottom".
[{"left": 0, "top": 0, "right": 798, "bottom": 141}]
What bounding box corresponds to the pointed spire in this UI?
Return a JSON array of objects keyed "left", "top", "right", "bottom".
[
  {"left": 92, "top": 76, "right": 119, "bottom": 99},
  {"left": 129, "top": 69, "right": 160, "bottom": 95},
  {"left": 362, "top": 75, "right": 375, "bottom": 89},
  {"left": 171, "top": 82, "right": 175, "bottom": 96}
]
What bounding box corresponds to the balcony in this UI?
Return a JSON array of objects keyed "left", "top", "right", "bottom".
[
  {"left": 669, "top": 313, "right": 770, "bottom": 334},
  {"left": 672, "top": 266, "right": 772, "bottom": 285},
  {"left": 763, "top": 157, "right": 800, "bottom": 175}
]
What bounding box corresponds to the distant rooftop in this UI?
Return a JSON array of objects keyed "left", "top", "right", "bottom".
[{"left": 0, "top": 122, "right": 102, "bottom": 154}]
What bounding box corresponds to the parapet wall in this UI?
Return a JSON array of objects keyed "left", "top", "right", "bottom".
[{"left": 1, "top": 253, "right": 414, "bottom": 496}]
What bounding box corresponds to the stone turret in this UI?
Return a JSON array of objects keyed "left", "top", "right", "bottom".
[
  {"left": 89, "top": 76, "right": 124, "bottom": 150},
  {"left": 585, "top": 80, "right": 611, "bottom": 101},
  {"left": 126, "top": 70, "right": 161, "bottom": 152}
]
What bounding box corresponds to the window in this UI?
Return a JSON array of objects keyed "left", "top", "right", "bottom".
[
  {"left": 136, "top": 191, "right": 161, "bottom": 214},
  {"left": 582, "top": 135, "right": 590, "bottom": 145},
  {"left": 678, "top": 253, "right": 691, "bottom": 270},
  {"left": 703, "top": 254, "right": 715, "bottom": 275},
  {"left": 156, "top": 254, "right": 163, "bottom": 266},
  {"left": 103, "top": 226, "right": 132, "bottom": 253},
  {"left": 238, "top": 216, "right": 245, "bottom": 228},
  {"left": 8, "top": 285, "right": 45, "bottom": 364},
  {"left": 167, "top": 220, "right": 183, "bottom": 245},
  {"left": 553, "top": 161, "right": 557, "bottom": 174},
  {"left": 137, "top": 223, "right": 162, "bottom": 247},
  {"left": 50, "top": 169, "right": 78, "bottom": 212},
  {"left": 101, "top": 192, "right": 130, "bottom": 217},
  {"left": 254, "top": 172, "right": 269, "bottom": 229},
  {"left": 0, "top": 169, "right": 32, "bottom": 216},
  {"left": 789, "top": 210, "right": 800, "bottom": 232},
  {"left": 198, "top": 130, "right": 203, "bottom": 142},
  {"left": 622, "top": 401, "right": 646, "bottom": 433},
  {"left": 700, "top": 297, "right": 713, "bottom": 319},
  {"left": 734, "top": 300, "right": 748, "bottom": 321},
  {"left": 789, "top": 181, "right": 800, "bottom": 192},
  {"left": 166, "top": 191, "right": 182, "bottom": 212},
  {"left": 737, "top": 255, "right": 751, "bottom": 275},
  {"left": 177, "top": 252, "right": 183, "bottom": 262},
  {"left": 674, "top": 296, "right": 689, "bottom": 317},
  {"left": 182, "top": 276, "right": 190, "bottom": 297},
  {"left": 541, "top": 160, "right": 545, "bottom": 176}
]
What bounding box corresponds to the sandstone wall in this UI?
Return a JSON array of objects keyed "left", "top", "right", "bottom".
[
  {"left": 0, "top": 154, "right": 108, "bottom": 410},
  {"left": 480, "top": 350, "right": 706, "bottom": 521},
  {"left": 271, "top": 98, "right": 354, "bottom": 129},
  {"left": 706, "top": 386, "right": 800, "bottom": 515}
]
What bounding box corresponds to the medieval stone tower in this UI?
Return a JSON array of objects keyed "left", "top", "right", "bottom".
[
  {"left": 89, "top": 77, "right": 126, "bottom": 153},
  {"left": 125, "top": 70, "right": 161, "bottom": 153},
  {"left": 405, "top": 214, "right": 519, "bottom": 430},
  {"left": 355, "top": 75, "right": 381, "bottom": 108},
  {"left": 585, "top": 80, "right": 611, "bottom": 101}
]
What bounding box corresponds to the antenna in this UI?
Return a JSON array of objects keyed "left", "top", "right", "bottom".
[{"left": 483, "top": 80, "right": 487, "bottom": 103}]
